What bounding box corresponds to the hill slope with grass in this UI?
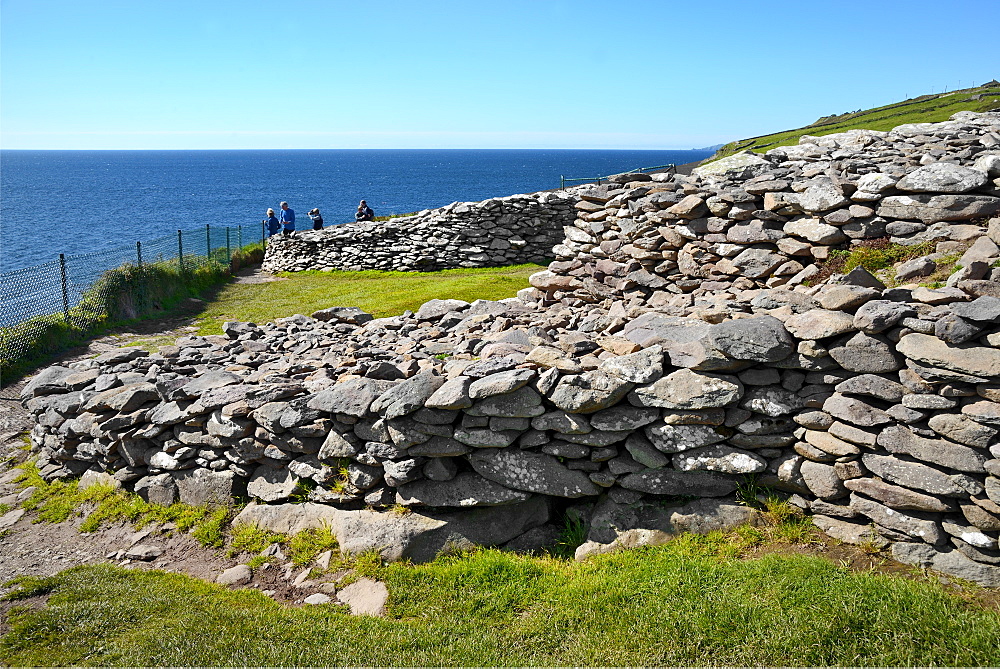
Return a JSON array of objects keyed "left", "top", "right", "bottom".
[{"left": 711, "top": 80, "right": 1000, "bottom": 160}]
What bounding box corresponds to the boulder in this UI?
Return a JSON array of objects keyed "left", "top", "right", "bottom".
[{"left": 233, "top": 498, "right": 550, "bottom": 563}]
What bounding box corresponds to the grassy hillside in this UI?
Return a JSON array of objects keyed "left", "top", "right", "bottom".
[{"left": 712, "top": 80, "right": 1000, "bottom": 160}]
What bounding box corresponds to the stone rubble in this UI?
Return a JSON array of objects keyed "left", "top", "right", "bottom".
[{"left": 18, "top": 111, "right": 1000, "bottom": 585}]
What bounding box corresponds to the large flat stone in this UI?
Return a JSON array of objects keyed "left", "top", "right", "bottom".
[
  {"left": 469, "top": 447, "right": 601, "bottom": 497},
  {"left": 896, "top": 333, "right": 1000, "bottom": 378},
  {"left": 232, "top": 498, "right": 550, "bottom": 562}
]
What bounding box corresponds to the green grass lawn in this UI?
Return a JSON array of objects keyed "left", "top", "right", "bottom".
[
  {"left": 194, "top": 263, "right": 544, "bottom": 335},
  {"left": 712, "top": 84, "right": 1000, "bottom": 159},
  {"left": 3, "top": 545, "right": 999, "bottom": 666}
]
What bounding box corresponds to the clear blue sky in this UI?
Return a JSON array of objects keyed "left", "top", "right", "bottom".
[{"left": 1, "top": 0, "right": 997, "bottom": 150}]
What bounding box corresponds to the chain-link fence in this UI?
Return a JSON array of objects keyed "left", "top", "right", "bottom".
[{"left": 1, "top": 223, "right": 267, "bottom": 382}]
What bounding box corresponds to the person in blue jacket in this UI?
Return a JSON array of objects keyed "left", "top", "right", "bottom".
[
  {"left": 279, "top": 201, "right": 295, "bottom": 236},
  {"left": 264, "top": 208, "right": 281, "bottom": 237}
]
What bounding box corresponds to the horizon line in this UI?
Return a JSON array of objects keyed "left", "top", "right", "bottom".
[{"left": 0, "top": 146, "right": 720, "bottom": 152}]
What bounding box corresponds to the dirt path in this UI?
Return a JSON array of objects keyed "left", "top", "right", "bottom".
[{"left": 0, "top": 268, "right": 290, "bottom": 599}]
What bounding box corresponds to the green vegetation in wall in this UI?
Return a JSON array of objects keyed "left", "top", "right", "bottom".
[{"left": 711, "top": 81, "right": 1000, "bottom": 160}]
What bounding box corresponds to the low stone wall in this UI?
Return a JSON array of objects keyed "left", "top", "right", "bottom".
[
  {"left": 18, "top": 111, "right": 1000, "bottom": 585},
  {"left": 261, "top": 192, "right": 576, "bottom": 272}
]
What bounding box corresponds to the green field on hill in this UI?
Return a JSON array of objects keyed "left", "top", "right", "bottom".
[{"left": 711, "top": 81, "right": 1000, "bottom": 160}]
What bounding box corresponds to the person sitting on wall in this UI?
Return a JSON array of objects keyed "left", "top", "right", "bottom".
[
  {"left": 279, "top": 201, "right": 295, "bottom": 236},
  {"left": 308, "top": 208, "right": 324, "bottom": 230},
  {"left": 264, "top": 208, "right": 281, "bottom": 237},
  {"left": 355, "top": 200, "right": 375, "bottom": 221}
]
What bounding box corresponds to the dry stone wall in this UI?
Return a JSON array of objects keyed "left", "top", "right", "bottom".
[
  {"left": 20, "top": 111, "right": 1000, "bottom": 584},
  {"left": 261, "top": 192, "right": 575, "bottom": 272}
]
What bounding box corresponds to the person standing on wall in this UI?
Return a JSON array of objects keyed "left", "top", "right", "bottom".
[
  {"left": 355, "top": 199, "right": 375, "bottom": 222},
  {"left": 279, "top": 201, "right": 296, "bottom": 236},
  {"left": 264, "top": 208, "right": 281, "bottom": 237},
  {"left": 308, "top": 208, "right": 324, "bottom": 230}
]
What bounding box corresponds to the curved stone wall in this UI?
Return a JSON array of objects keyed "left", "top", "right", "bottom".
[
  {"left": 261, "top": 192, "right": 576, "bottom": 272},
  {"left": 20, "top": 111, "right": 1000, "bottom": 584}
]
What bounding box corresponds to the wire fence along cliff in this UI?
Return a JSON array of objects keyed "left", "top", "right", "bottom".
[{"left": 1, "top": 223, "right": 264, "bottom": 380}]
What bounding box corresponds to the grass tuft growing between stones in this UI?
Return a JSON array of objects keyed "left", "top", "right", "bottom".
[
  {"left": 13, "top": 462, "right": 231, "bottom": 547},
  {"left": 3, "top": 545, "right": 1000, "bottom": 666}
]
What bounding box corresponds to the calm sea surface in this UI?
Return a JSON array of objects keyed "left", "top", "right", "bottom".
[{"left": 0, "top": 149, "right": 712, "bottom": 272}]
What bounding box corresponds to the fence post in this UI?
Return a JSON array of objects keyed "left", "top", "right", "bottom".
[
  {"left": 560, "top": 175, "right": 565, "bottom": 189},
  {"left": 238, "top": 224, "right": 243, "bottom": 249},
  {"left": 261, "top": 220, "right": 266, "bottom": 249},
  {"left": 58, "top": 254, "right": 70, "bottom": 324},
  {"left": 136, "top": 241, "right": 144, "bottom": 313},
  {"left": 178, "top": 230, "right": 184, "bottom": 272},
  {"left": 226, "top": 227, "right": 231, "bottom": 261},
  {"left": 206, "top": 224, "right": 211, "bottom": 261}
]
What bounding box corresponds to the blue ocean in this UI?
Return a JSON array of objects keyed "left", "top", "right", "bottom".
[{"left": 0, "top": 149, "right": 713, "bottom": 273}]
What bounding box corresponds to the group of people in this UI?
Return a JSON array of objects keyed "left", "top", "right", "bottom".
[{"left": 263, "top": 200, "right": 377, "bottom": 237}]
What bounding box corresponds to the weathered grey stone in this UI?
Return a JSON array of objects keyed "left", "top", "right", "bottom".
[
  {"left": 822, "top": 393, "right": 891, "bottom": 427},
  {"left": 853, "top": 300, "right": 912, "bottom": 334},
  {"left": 927, "top": 413, "right": 998, "bottom": 448},
  {"left": 598, "top": 345, "right": 664, "bottom": 384},
  {"left": 964, "top": 401, "right": 1000, "bottom": 426},
  {"left": 800, "top": 460, "right": 847, "bottom": 500},
  {"left": 834, "top": 374, "right": 904, "bottom": 402},
  {"left": 878, "top": 425, "right": 988, "bottom": 474},
  {"left": 396, "top": 472, "right": 530, "bottom": 507},
  {"left": 468, "top": 386, "right": 545, "bottom": 418},
  {"left": 415, "top": 299, "right": 470, "bottom": 320},
  {"left": 247, "top": 465, "right": 299, "bottom": 502},
  {"left": 827, "top": 333, "right": 902, "bottom": 373},
  {"left": 898, "top": 333, "right": 1000, "bottom": 378},
  {"left": 469, "top": 369, "right": 536, "bottom": 400},
  {"left": 673, "top": 445, "right": 767, "bottom": 474},
  {"left": 645, "top": 423, "right": 727, "bottom": 454},
  {"left": 692, "top": 151, "right": 773, "bottom": 181},
  {"left": 850, "top": 493, "right": 944, "bottom": 544},
  {"left": 424, "top": 377, "right": 473, "bottom": 410},
  {"left": 618, "top": 469, "right": 737, "bottom": 497},
  {"left": 708, "top": 316, "right": 794, "bottom": 363},
  {"left": 630, "top": 369, "right": 743, "bottom": 409},
  {"left": 951, "top": 296, "right": 1000, "bottom": 322},
  {"left": 311, "top": 306, "right": 373, "bottom": 324},
  {"left": 784, "top": 217, "right": 847, "bottom": 243},
  {"left": 803, "top": 430, "right": 860, "bottom": 457},
  {"left": 892, "top": 544, "right": 1000, "bottom": 587},
  {"left": 896, "top": 163, "right": 989, "bottom": 193},
  {"left": 308, "top": 378, "right": 395, "bottom": 417},
  {"left": 173, "top": 469, "right": 235, "bottom": 505},
  {"left": 589, "top": 406, "right": 660, "bottom": 432},
  {"left": 624, "top": 433, "right": 671, "bottom": 468},
  {"left": 548, "top": 371, "right": 634, "bottom": 414},
  {"left": 337, "top": 578, "right": 390, "bottom": 616},
  {"left": 877, "top": 194, "right": 1000, "bottom": 223},
  {"left": 844, "top": 478, "right": 954, "bottom": 512},
  {"left": 531, "top": 410, "right": 591, "bottom": 434},
  {"left": 217, "top": 564, "right": 253, "bottom": 586},
  {"left": 372, "top": 373, "right": 446, "bottom": 419},
  {"left": 740, "top": 386, "right": 804, "bottom": 417},
  {"left": 784, "top": 309, "right": 857, "bottom": 340},
  {"left": 469, "top": 448, "right": 601, "bottom": 497},
  {"left": 134, "top": 473, "right": 177, "bottom": 506},
  {"left": 861, "top": 453, "right": 968, "bottom": 497},
  {"left": 816, "top": 285, "right": 880, "bottom": 312}
]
